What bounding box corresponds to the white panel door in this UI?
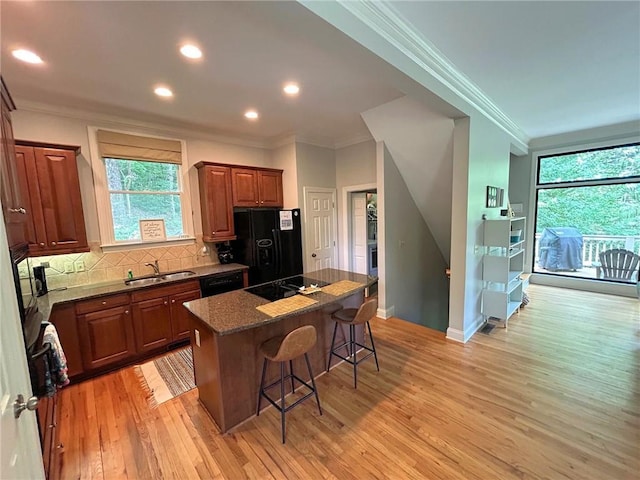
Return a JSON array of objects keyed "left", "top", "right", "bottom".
[
  {"left": 351, "top": 193, "right": 367, "bottom": 274},
  {"left": 0, "top": 221, "right": 45, "bottom": 479},
  {"left": 304, "top": 189, "right": 337, "bottom": 271}
]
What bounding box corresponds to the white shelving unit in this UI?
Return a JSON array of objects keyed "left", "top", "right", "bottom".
[{"left": 481, "top": 217, "right": 526, "bottom": 326}]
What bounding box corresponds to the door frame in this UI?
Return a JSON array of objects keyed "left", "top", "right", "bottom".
[
  {"left": 341, "top": 183, "right": 377, "bottom": 270},
  {"left": 302, "top": 186, "right": 338, "bottom": 272}
]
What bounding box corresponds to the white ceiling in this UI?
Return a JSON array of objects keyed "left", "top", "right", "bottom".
[{"left": 1, "top": 1, "right": 638, "bottom": 148}]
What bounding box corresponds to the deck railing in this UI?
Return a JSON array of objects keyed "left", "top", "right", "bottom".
[{"left": 534, "top": 234, "right": 640, "bottom": 265}]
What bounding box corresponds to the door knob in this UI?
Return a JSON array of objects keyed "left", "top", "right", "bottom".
[
  {"left": 14, "top": 394, "right": 38, "bottom": 418},
  {"left": 311, "top": 253, "right": 317, "bottom": 258}
]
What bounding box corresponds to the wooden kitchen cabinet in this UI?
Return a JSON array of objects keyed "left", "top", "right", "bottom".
[
  {"left": 76, "top": 293, "right": 136, "bottom": 371},
  {"left": 0, "top": 77, "right": 28, "bottom": 248},
  {"left": 15, "top": 141, "right": 88, "bottom": 256},
  {"left": 131, "top": 279, "right": 201, "bottom": 349},
  {"left": 48, "top": 303, "right": 84, "bottom": 378},
  {"left": 170, "top": 288, "right": 201, "bottom": 342},
  {"left": 231, "top": 166, "right": 283, "bottom": 207},
  {"left": 37, "top": 392, "right": 60, "bottom": 480},
  {"left": 196, "top": 162, "right": 236, "bottom": 242}
]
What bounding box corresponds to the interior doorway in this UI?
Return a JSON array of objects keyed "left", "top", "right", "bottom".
[{"left": 345, "top": 188, "right": 377, "bottom": 275}]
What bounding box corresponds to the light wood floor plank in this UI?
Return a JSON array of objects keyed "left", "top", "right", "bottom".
[{"left": 57, "top": 285, "right": 640, "bottom": 479}]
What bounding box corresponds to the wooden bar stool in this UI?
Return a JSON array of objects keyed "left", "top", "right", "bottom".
[
  {"left": 327, "top": 297, "right": 379, "bottom": 388},
  {"left": 256, "top": 325, "right": 322, "bottom": 443}
]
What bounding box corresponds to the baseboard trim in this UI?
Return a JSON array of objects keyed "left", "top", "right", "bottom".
[
  {"left": 377, "top": 305, "right": 395, "bottom": 319},
  {"left": 446, "top": 315, "right": 485, "bottom": 343}
]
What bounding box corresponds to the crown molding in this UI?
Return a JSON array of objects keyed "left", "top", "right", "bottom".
[
  {"left": 334, "top": 132, "right": 374, "bottom": 150},
  {"left": 14, "top": 98, "right": 271, "bottom": 150},
  {"left": 329, "top": 1, "right": 529, "bottom": 152}
]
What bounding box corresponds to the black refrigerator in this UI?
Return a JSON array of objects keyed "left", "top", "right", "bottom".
[{"left": 232, "top": 208, "right": 303, "bottom": 286}]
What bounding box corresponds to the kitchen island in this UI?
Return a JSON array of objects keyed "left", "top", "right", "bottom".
[{"left": 184, "top": 268, "right": 377, "bottom": 433}]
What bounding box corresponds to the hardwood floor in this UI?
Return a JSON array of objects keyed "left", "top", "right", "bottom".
[{"left": 57, "top": 285, "right": 640, "bottom": 479}]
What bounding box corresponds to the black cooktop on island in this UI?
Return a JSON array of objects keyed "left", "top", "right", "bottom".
[{"left": 246, "top": 276, "right": 330, "bottom": 302}]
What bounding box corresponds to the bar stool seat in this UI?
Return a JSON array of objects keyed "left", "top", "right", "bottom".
[
  {"left": 256, "top": 325, "right": 322, "bottom": 443},
  {"left": 327, "top": 297, "right": 379, "bottom": 388}
]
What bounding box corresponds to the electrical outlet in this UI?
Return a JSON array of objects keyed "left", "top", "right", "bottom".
[
  {"left": 195, "top": 329, "right": 201, "bottom": 347},
  {"left": 40, "top": 261, "right": 50, "bottom": 268},
  {"left": 75, "top": 260, "right": 85, "bottom": 272},
  {"left": 64, "top": 262, "right": 74, "bottom": 274}
]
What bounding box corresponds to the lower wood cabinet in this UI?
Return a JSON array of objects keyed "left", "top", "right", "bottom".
[
  {"left": 132, "top": 297, "right": 173, "bottom": 353},
  {"left": 48, "top": 303, "right": 83, "bottom": 378},
  {"left": 77, "top": 304, "right": 136, "bottom": 371},
  {"left": 49, "top": 279, "right": 202, "bottom": 380},
  {"left": 170, "top": 289, "right": 201, "bottom": 342},
  {"left": 37, "top": 393, "right": 60, "bottom": 480},
  {"left": 131, "top": 280, "right": 201, "bottom": 350}
]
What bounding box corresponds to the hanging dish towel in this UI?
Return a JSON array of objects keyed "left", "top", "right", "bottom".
[{"left": 42, "top": 322, "right": 70, "bottom": 395}]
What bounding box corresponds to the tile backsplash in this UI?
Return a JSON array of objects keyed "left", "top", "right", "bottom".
[{"left": 30, "top": 237, "right": 219, "bottom": 289}]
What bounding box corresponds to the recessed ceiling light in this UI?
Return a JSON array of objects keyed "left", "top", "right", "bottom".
[
  {"left": 283, "top": 83, "right": 300, "bottom": 96},
  {"left": 180, "top": 44, "right": 202, "bottom": 59},
  {"left": 154, "top": 86, "right": 173, "bottom": 98},
  {"left": 12, "top": 49, "right": 43, "bottom": 64},
  {"left": 244, "top": 110, "right": 259, "bottom": 120}
]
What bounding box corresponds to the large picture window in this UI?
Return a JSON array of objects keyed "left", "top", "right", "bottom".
[
  {"left": 90, "top": 128, "right": 193, "bottom": 248},
  {"left": 533, "top": 143, "right": 640, "bottom": 284},
  {"left": 106, "top": 158, "right": 183, "bottom": 241}
]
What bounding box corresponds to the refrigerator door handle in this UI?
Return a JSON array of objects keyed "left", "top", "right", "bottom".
[{"left": 272, "top": 229, "right": 281, "bottom": 275}]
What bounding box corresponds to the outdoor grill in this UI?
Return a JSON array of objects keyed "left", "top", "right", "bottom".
[{"left": 538, "top": 227, "right": 584, "bottom": 271}]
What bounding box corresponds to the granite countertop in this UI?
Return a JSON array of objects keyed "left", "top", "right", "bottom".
[
  {"left": 38, "top": 263, "right": 248, "bottom": 322},
  {"left": 184, "top": 268, "right": 377, "bottom": 336}
]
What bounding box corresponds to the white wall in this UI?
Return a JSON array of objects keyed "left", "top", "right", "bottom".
[
  {"left": 11, "top": 106, "right": 272, "bottom": 242},
  {"left": 335, "top": 139, "right": 377, "bottom": 268},
  {"left": 446, "top": 114, "right": 512, "bottom": 342},
  {"left": 295, "top": 142, "right": 336, "bottom": 204},
  {"left": 362, "top": 96, "right": 454, "bottom": 262},
  {"left": 382, "top": 143, "right": 449, "bottom": 331},
  {"left": 269, "top": 142, "right": 298, "bottom": 209}
]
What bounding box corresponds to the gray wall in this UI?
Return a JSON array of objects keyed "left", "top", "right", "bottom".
[{"left": 382, "top": 144, "right": 449, "bottom": 331}]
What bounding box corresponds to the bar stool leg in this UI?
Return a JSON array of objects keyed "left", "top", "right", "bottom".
[
  {"left": 289, "top": 360, "right": 295, "bottom": 393},
  {"left": 280, "top": 362, "right": 286, "bottom": 444},
  {"left": 327, "top": 322, "right": 338, "bottom": 372},
  {"left": 304, "top": 352, "right": 322, "bottom": 415},
  {"left": 256, "top": 358, "right": 268, "bottom": 416},
  {"left": 350, "top": 324, "right": 357, "bottom": 388},
  {"left": 367, "top": 321, "right": 380, "bottom": 372}
]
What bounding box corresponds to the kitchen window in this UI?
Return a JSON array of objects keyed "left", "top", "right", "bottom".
[{"left": 89, "top": 128, "right": 194, "bottom": 249}]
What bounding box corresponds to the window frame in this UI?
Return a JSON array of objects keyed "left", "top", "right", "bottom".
[
  {"left": 530, "top": 136, "right": 640, "bottom": 287},
  {"left": 88, "top": 126, "right": 195, "bottom": 251}
]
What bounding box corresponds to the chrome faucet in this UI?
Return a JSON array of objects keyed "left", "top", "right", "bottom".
[{"left": 145, "top": 260, "right": 160, "bottom": 275}]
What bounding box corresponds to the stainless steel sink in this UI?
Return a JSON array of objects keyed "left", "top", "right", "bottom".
[
  {"left": 124, "top": 270, "right": 196, "bottom": 286},
  {"left": 124, "top": 276, "right": 165, "bottom": 287},
  {"left": 161, "top": 270, "right": 196, "bottom": 281}
]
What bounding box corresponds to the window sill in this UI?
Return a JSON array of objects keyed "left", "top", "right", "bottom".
[{"left": 100, "top": 237, "right": 196, "bottom": 253}]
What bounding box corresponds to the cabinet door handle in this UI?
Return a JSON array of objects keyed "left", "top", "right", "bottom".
[
  {"left": 39, "top": 243, "right": 45, "bottom": 247},
  {"left": 164, "top": 301, "right": 168, "bottom": 306},
  {"left": 255, "top": 200, "right": 259, "bottom": 204},
  {"left": 101, "top": 301, "right": 107, "bottom": 305},
  {"left": 51, "top": 242, "right": 57, "bottom": 246},
  {"left": 124, "top": 310, "right": 129, "bottom": 315},
  {"left": 212, "top": 231, "right": 216, "bottom": 235},
  {"left": 260, "top": 201, "right": 264, "bottom": 204},
  {"left": 171, "top": 299, "right": 175, "bottom": 304},
  {"left": 9, "top": 207, "right": 26, "bottom": 214}
]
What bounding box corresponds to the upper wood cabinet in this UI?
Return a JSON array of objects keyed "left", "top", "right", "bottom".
[
  {"left": 0, "top": 77, "right": 28, "bottom": 248},
  {"left": 15, "top": 141, "right": 89, "bottom": 256},
  {"left": 196, "top": 162, "right": 236, "bottom": 242},
  {"left": 231, "top": 167, "right": 283, "bottom": 208}
]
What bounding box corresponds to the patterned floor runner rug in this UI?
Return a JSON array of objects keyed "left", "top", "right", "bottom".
[{"left": 136, "top": 346, "right": 195, "bottom": 407}]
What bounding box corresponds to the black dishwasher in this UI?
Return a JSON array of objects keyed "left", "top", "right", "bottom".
[{"left": 199, "top": 271, "right": 245, "bottom": 297}]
